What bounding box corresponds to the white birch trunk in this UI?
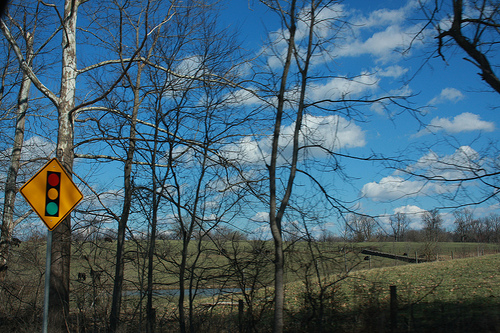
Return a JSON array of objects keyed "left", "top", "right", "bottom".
[{"left": 49, "top": 0, "right": 79, "bottom": 330}]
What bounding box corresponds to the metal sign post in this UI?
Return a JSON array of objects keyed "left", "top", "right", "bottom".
[
  {"left": 42, "top": 230, "right": 52, "bottom": 333},
  {"left": 18, "top": 158, "right": 83, "bottom": 333}
]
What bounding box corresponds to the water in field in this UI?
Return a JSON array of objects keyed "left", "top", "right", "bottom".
[{"left": 123, "top": 287, "right": 246, "bottom": 297}]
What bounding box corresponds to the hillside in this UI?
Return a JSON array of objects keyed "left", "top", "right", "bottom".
[{"left": 284, "top": 253, "right": 500, "bottom": 332}]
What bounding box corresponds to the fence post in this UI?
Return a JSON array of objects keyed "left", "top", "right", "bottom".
[
  {"left": 390, "top": 285, "right": 398, "bottom": 333},
  {"left": 344, "top": 249, "right": 347, "bottom": 273}
]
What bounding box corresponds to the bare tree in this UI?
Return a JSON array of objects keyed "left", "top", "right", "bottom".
[
  {"left": 420, "top": 0, "right": 500, "bottom": 94},
  {"left": 286, "top": 210, "right": 353, "bottom": 333},
  {"left": 453, "top": 209, "right": 500, "bottom": 243},
  {"left": 95, "top": 3, "right": 175, "bottom": 331},
  {"left": 1, "top": 0, "right": 157, "bottom": 328},
  {"left": 346, "top": 214, "right": 379, "bottom": 242},
  {"left": 423, "top": 209, "right": 444, "bottom": 242},
  {"left": 262, "top": 1, "right": 302, "bottom": 330},
  {"left": 486, "top": 213, "right": 500, "bottom": 243},
  {"left": 253, "top": 1, "right": 409, "bottom": 331},
  {"left": 453, "top": 208, "right": 474, "bottom": 242},
  {"left": 389, "top": 212, "right": 410, "bottom": 242},
  {"left": 113, "top": 4, "right": 249, "bottom": 331},
  {"left": 394, "top": 1, "right": 500, "bottom": 211},
  {"left": 0, "top": 11, "right": 35, "bottom": 281},
  {"left": 1, "top": 1, "right": 82, "bottom": 327}
]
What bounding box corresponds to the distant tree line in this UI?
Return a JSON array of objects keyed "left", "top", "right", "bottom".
[
  {"left": 122, "top": 208, "right": 500, "bottom": 244},
  {"left": 340, "top": 209, "right": 500, "bottom": 244}
]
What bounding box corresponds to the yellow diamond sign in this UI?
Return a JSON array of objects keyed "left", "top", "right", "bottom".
[{"left": 20, "top": 158, "right": 83, "bottom": 231}]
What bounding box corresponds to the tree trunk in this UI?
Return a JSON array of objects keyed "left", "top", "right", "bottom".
[
  {"left": 0, "top": 34, "right": 33, "bottom": 282},
  {"left": 146, "top": 192, "right": 159, "bottom": 333},
  {"left": 109, "top": 62, "right": 143, "bottom": 333},
  {"left": 178, "top": 238, "right": 188, "bottom": 333},
  {"left": 49, "top": 0, "right": 79, "bottom": 330},
  {"left": 146, "top": 112, "right": 161, "bottom": 333},
  {"left": 271, "top": 222, "right": 285, "bottom": 333},
  {"left": 268, "top": 1, "right": 297, "bottom": 331}
]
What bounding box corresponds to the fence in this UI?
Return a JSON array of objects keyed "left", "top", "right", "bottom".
[{"left": 352, "top": 282, "right": 500, "bottom": 333}]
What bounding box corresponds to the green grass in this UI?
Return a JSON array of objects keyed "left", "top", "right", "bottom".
[
  {"left": 343, "top": 253, "right": 500, "bottom": 303},
  {"left": 2, "top": 240, "right": 499, "bottom": 332},
  {"left": 282, "top": 253, "right": 500, "bottom": 332}
]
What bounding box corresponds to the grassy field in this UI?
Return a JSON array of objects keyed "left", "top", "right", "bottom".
[
  {"left": 71, "top": 240, "right": 499, "bottom": 293},
  {"left": 1, "top": 240, "right": 499, "bottom": 332},
  {"left": 284, "top": 253, "right": 500, "bottom": 332},
  {"left": 142, "top": 241, "right": 499, "bottom": 332},
  {"left": 200, "top": 252, "right": 500, "bottom": 332}
]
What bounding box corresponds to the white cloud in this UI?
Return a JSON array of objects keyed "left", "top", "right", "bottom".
[
  {"left": 289, "top": 114, "right": 366, "bottom": 151},
  {"left": 224, "top": 135, "right": 266, "bottom": 165},
  {"left": 394, "top": 204, "right": 426, "bottom": 215},
  {"left": 226, "top": 88, "right": 262, "bottom": 107},
  {"left": 295, "top": 3, "right": 345, "bottom": 41},
  {"left": 411, "top": 146, "right": 479, "bottom": 169},
  {"left": 363, "top": 146, "right": 486, "bottom": 202},
  {"left": 163, "top": 55, "right": 207, "bottom": 99},
  {"left": 352, "top": 3, "right": 416, "bottom": 29},
  {"left": 337, "top": 25, "right": 407, "bottom": 59},
  {"left": 429, "top": 87, "right": 464, "bottom": 105},
  {"left": 174, "top": 55, "right": 204, "bottom": 77},
  {"left": 474, "top": 203, "right": 500, "bottom": 217},
  {"left": 248, "top": 212, "right": 272, "bottom": 239},
  {"left": 1, "top": 136, "right": 56, "bottom": 182},
  {"left": 377, "top": 65, "right": 409, "bottom": 78},
  {"left": 393, "top": 205, "right": 427, "bottom": 229},
  {"left": 407, "top": 146, "right": 484, "bottom": 181},
  {"left": 22, "top": 136, "right": 56, "bottom": 160},
  {"left": 309, "top": 72, "right": 379, "bottom": 100},
  {"left": 264, "top": 1, "right": 426, "bottom": 68},
  {"left": 336, "top": 1, "right": 428, "bottom": 63},
  {"left": 370, "top": 85, "right": 414, "bottom": 115},
  {"left": 251, "top": 211, "right": 269, "bottom": 223},
  {"left": 361, "top": 175, "right": 433, "bottom": 201},
  {"left": 223, "top": 114, "right": 365, "bottom": 164},
  {"left": 416, "top": 112, "right": 495, "bottom": 136}
]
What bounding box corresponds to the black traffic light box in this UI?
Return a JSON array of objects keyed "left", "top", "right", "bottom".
[{"left": 45, "top": 171, "right": 61, "bottom": 217}]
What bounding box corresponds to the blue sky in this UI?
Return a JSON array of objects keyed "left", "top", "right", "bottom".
[
  {"left": 216, "top": 0, "right": 499, "bottom": 234},
  {"left": 6, "top": 0, "right": 498, "bottom": 238}
]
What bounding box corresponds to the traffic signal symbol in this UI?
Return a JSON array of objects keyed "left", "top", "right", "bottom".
[
  {"left": 45, "top": 171, "right": 61, "bottom": 217},
  {"left": 19, "top": 158, "right": 83, "bottom": 230}
]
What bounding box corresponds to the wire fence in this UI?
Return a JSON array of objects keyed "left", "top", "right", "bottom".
[{"left": 349, "top": 281, "right": 500, "bottom": 333}]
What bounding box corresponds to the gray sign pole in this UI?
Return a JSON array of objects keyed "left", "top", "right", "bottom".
[{"left": 42, "top": 230, "right": 52, "bottom": 333}]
